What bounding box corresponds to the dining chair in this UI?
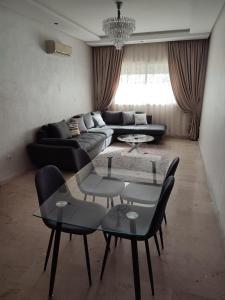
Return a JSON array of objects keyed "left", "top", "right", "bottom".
[
  {"left": 35, "top": 165, "right": 104, "bottom": 296},
  {"left": 100, "top": 176, "right": 175, "bottom": 298},
  {"left": 74, "top": 148, "right": 125, "bottom": 208},
  {"left": 162, "top": 157, "right": 179, "bottom": 225},
  {"left": 120, "top": 157, "right": 179, "bottom": 251}
]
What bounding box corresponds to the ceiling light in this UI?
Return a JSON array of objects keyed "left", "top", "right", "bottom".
[{"left": 103, "top": 1, "right": 135, "bottom": 50}]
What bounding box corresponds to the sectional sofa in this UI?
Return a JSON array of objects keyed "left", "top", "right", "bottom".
[{"left": 27, "top": 111, "right": 166, "bottom": 171}]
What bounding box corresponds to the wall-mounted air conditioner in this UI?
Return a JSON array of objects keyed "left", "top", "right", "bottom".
[{"left": 45, "top": 40, "right": 72, "bottom": 56}]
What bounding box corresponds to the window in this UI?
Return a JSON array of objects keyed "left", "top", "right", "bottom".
[
  {"left": 114, "top": 43, "right": 176, "bottom": 106},
  {"left": 115, "top": 73, "right": 176, "bottom": 106}
]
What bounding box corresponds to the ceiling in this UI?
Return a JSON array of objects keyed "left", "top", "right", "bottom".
[{"left": 1, "top": 0, "right": 225, "bottom": 46}]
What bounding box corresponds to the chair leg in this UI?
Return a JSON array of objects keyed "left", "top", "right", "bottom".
[
  {"left": 48, "top": 227, "right": 61, "bottom": 298},
  {"left": 145, "top": 240, "right": 155, "bottom": 296},
  {"left": 84, "top": 194, "right": 87, "bottom": 201},
  {"left": 164, "top": 213, "right": 167, "bottom": 225},
  {"left": 111, "top": 197, "right": 114, "bottom": 207},
  {"left": 131, "top": 239, "right": 141, "bottom": 300},
  {"left": 107, "top": 197, "right": 109, "bottom": 208},
  {"left": 44, "top": 229, "right": 55, "bottom": 272},
  {"left": 103, "top": 232, "right": 111, "bottom": 251},
  {"left": 114, "top": 236, "right": 118, "bottom": 248},
  {"left": 120, "top": 195, "right": 124, "bottom": 204},
  {"left": 154, "top": 234, "right": 161, "bottom": 256},
  {"left": 69, "top": 233, "right": 72, "bottom": 241},
  {"left": 83, "top": 235, "right": 92, "bottom": 286},
  {"left": 100, "top": 234, "right": 112, "bottom": 280},
  {"left": 159, "top": 226, "right": 164, "bottom": 249},
  {"left": 103, "top": 232, "right": 108, "bottom": 243}
]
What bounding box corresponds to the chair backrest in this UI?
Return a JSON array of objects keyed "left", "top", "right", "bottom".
[
  {"left": 165, "top": 157, "right": 179, "bottom": 180},
  {"left": 35, "top": 165, "right": 66, "bottom": 206},
  {"left": 148, "top": 176, "right": 175, "bottom": 237},
  {"left": 73, "top": 148, "right": 92, "bottom": 172}
]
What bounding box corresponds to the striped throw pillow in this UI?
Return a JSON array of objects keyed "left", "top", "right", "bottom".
[{"left": 67, "top": 119, "right": 80, "bottom": 136}]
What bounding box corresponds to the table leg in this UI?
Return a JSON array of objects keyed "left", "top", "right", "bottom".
[
  {"left": 131, "top": 239, "right": 141, "bottom": 300},
  {"left": 48, "top": 226, "right": 61, "bottom": 298},
  {"left": 128, "top": 143, "right": 140, "bottom": 153},
  {"left": 128, "top": 143, "right": 136, "bottom": 152}
]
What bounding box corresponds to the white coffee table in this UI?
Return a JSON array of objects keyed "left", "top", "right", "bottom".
[{"left": 117, "top": 134, "right": 154, "bottom": 153}]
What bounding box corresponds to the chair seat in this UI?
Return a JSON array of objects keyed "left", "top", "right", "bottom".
[
  {"left": 46, "top": 220, "right": 95, "bottom": 235},
  {"left": 44, "top": 196, "right": 106, "bottom": 234},
  {"left": 101, "top": 204, "right": 155, "bottom": 239},
  {"left": 79, "top": 173, "right": 125, "bottom": 197},
  {"left": 121, "top": 182, "right": 162, "bottom": 204}
]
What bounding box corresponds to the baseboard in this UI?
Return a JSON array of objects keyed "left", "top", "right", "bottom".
[{"left": 199, "top": 144, "right": 225, "bottom": 254}]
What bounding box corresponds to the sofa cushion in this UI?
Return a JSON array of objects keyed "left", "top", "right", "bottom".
[
  {"left": 71, "top": 132, "right": 106, "bottom": 152},
  {"left": 108, "top": 124, "right": 166, "bottom": 136},
  {"left": 83, "top": 113, "right": 95, "bottom": 129},
  {"left": 135, "top": 113, "right": 147, "bottom": 125},
  {"left": 48, "top": 120, "right": 72, "bottom": 139},
  {"left": 72, "top": 117, "right": 88, "bottom": 133},
  {"left": 122, "top": 111, "right": 135, "bottom": 125},
  {"left": 88, "top": 127, "right": 114, "bottom": 138},
  {"left": 67, "top": 119, "right": 80, "bottom": 136},
  {"left": 102, "top": 111, "right": 122, "bottom": 125},
  {"left": 92, "top": 114, "right": 106, "bottom": 127}
]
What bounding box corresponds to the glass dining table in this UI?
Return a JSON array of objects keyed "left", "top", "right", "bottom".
[{"left": 33, "top": 152, "right": 169, "bottom": 300}]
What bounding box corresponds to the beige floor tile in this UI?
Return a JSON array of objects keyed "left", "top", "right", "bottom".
[{"left": 0, "top": 137, "right": 225, "bottom": 300}]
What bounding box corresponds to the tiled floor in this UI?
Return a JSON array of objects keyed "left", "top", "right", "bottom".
[{"left": 0, "top": 137, "right": 225, "bottom": 300}]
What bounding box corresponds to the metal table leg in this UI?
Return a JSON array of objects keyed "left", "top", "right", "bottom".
[{"left": 128, "top": 143, "right": 140, "bottom": 153}]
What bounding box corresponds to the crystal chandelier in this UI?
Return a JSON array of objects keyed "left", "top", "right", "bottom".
[{"left": 103, "top": 1, "right": 135, "bottom": 50}]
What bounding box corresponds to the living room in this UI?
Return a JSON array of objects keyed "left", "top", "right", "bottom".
[{"left": 0, "top": 0, "right": 225, "bottom": 299}]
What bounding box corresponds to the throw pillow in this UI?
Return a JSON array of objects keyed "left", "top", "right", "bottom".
[
  {"left": 48, "top": 120, "right": 72, "bottom": 138},
  {"left": 92, "top": 113, "right": 106, "bottom": 127},
  {"left": 83, "top": 113, "right": 95, "bottom": 129},
  {"left": 135, "top": 113, "right": 147, "bottom": 125},
  {"left": 67, "top": 119, "right": 80, "bottom": 136},
  {"left": 102, "top": 111, "right": 122, "bottom": 125},
  {"left": 122, "top": 111, "right": 135, "bottom": 125},
  {"left": 72, "top": 116, "right": 88, "bottom": 132}
]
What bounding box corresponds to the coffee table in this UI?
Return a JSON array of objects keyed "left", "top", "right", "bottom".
[{"left": 117, "top": 134, "right": 154, "bottom": 152}]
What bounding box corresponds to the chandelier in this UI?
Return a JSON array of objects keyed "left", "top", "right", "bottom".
[{"left": 103, "top": 1, "right": 135, "bottom": 50}]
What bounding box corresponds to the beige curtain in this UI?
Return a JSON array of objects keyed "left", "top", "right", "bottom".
[
  {"left": 111, "top": 43, "right": 190, "bottom": 137},
  {"left": 168, "top": 39, "right": 209, "bottom": 140},
  {"left": 92, "top": 46, "right": 124, "bottom": 110}
]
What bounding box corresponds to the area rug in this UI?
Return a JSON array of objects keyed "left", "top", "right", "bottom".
[{"left": 93, "top": 145, "right": 170, "bottom": 183}]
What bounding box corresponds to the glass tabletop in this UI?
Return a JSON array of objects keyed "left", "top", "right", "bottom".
[
  {"left": 117, "top": 134, "right": 154, "bottom": 143},
  {"left": 33, "top": 152, "right": 170, "bottom": 237}
]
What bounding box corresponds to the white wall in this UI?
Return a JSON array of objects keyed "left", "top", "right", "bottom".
[
  {"left": 199, "top": 4, "right": 225, "bottom": 236},
  {"left": 0, "top": 6, "right": 93, "bottom": 183}
]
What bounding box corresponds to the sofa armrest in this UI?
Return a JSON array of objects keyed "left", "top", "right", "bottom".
[
  {"left": 27, "top": 143, "right": 81, "bottom": 171},
  {"left": 38, "top": 138, "right": 80, "bottom": 148}
]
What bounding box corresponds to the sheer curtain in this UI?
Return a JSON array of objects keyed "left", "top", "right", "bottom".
[{"left": 111, "top": 43, "right": 190, "bottom": 137}]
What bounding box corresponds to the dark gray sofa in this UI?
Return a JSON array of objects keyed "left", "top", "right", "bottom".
[
  {"left": 27, "top": 111, "right": 166, "bottom": 171},
  {"left": 101, "top": 111, "right": 166, "bottom": 142}
]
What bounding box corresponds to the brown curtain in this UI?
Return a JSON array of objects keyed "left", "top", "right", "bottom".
[
  {"left": 168, "top": 39, "right": 209, "bottom": 140},
  {"left": 92, "top": 46, "right": 124, "bottom": 110}
]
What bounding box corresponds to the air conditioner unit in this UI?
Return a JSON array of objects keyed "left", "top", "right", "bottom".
[{"left": 45, "top": 40, "right": 72, "bottom": 56}]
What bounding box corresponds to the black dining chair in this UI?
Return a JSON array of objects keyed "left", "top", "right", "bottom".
[
  {"left": 163, "top": 157, "right": 179, "bottom": 224},
  {"left": 35, "top": 165, "right": 104, "bottom": 297},
  {"left": 100, "top": 176, "right": 175, "bottom": 298},
  {"left": 121, "top": 157, "right": 179, "bottom": 251}
]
